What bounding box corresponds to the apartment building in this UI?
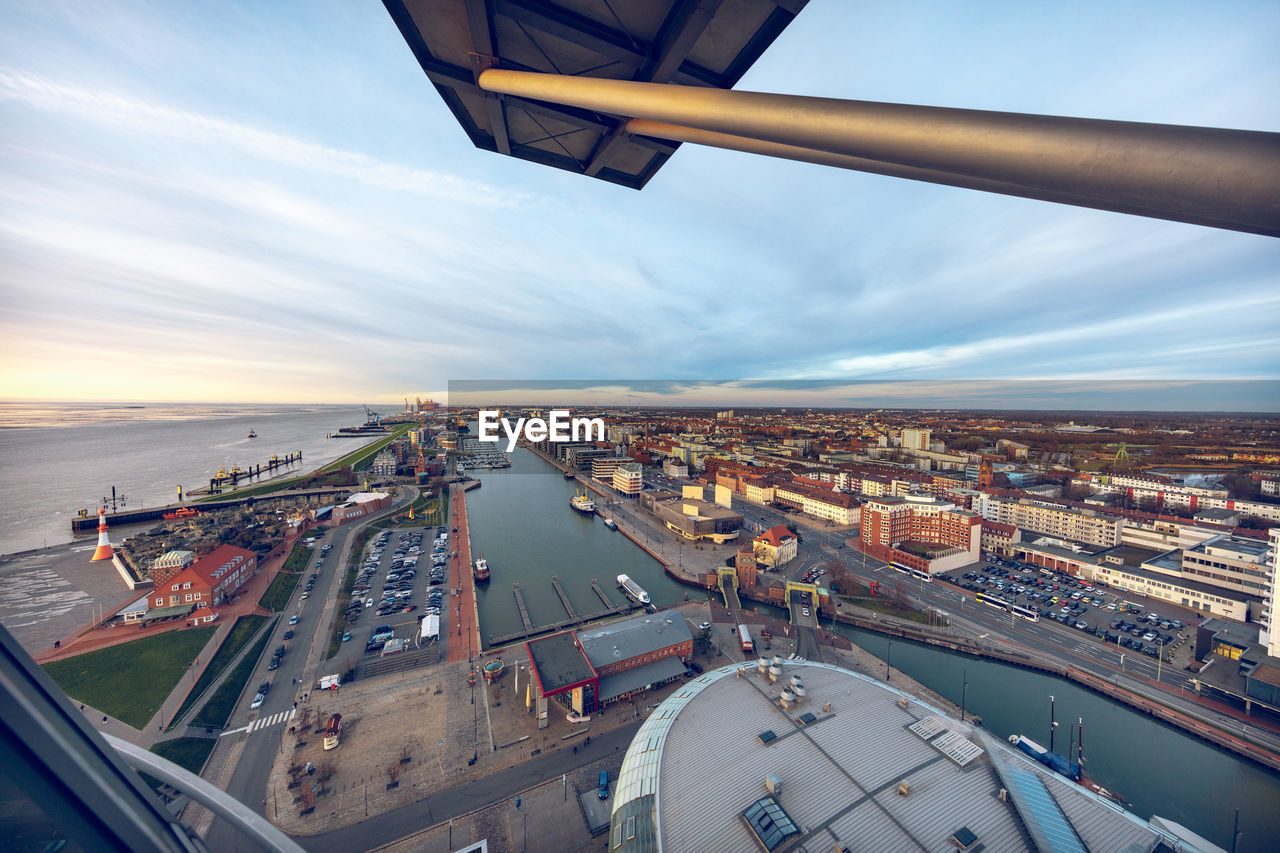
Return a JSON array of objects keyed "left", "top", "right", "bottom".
[
  {"left": 612, "top": 462, "right": 644, "bottom": 497},
  {"left": 981, "top": 495, "right": 1123, "bottom": 548}
]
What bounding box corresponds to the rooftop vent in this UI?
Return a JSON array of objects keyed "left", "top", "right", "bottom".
[
  {"left": 758, "top": 730, "right": 777, "bottom": 745},
  {"left": 768, "top": 665, "right": 782, "bottom": 683},
  {"left": 950, "top": 827, "right": 978, "bottom": 850},
  {"left": 765, "top": 773, "right": 783, "bottom": 795}
]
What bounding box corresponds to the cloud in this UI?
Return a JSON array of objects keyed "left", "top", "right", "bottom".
[{"left": 0, "top": 68, "right": 524, "bottom": 209}]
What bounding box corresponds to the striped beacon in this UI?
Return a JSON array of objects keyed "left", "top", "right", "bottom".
[{"left": 90, "top": 507, "right": 114, "bottom": 562}]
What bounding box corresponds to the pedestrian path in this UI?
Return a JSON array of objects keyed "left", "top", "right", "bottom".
[{"left": 220, "top": 707, "right": 295, "bottom": 737}]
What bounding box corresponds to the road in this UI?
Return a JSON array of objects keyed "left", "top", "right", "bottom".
[{"left": 204, "top": 489, "right": 413, "bottom": 851}]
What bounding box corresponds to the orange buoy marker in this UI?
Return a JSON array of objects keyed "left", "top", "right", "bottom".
[{"left": 90, "top": 507, "right": 114, "bottom": 561}]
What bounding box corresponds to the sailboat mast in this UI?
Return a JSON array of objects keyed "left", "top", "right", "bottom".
[{"left": 1049, "top": 695, "right": 1056, "bottom": 753}]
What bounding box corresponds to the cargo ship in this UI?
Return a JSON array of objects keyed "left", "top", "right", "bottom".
[
  {"left": 570, "top": 492, "right": 596, "bottom": 514},
  {"left": 617, "top": 573, "right": 650, "bottom": 605},
  {"left": 473, "top": 557, "right": 490, "bottom": 583}
]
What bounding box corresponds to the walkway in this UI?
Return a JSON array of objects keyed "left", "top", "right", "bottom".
[{"left": 447, "top": 486, "right": 481, "bottom": 663}]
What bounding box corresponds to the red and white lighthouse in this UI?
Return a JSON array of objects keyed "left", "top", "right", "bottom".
[{"left": 91, "top": 507, "right": 114, "bottom": 562}]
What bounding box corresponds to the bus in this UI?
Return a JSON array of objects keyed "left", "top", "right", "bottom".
[
  {"left": 889, "top": 562, "right": 912, "bottom": 576},
  {"left": 323, "top": 713, "right": 342, "bottom": 750},
  {"left": 737, "top": 624, "right": 754, "bottom": 653},
  {"left": 1011, "top": 604, "right": 1039, "bottom": 622},
  {"left": 975, "top": 592, "right": 1008, "bottom": 611},
  {"left": 910, "top": 568, "right": 933, "bottom": 583}
]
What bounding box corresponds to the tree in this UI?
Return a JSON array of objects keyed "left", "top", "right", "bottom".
[
  {"left": 386, "top": 763, "right": 402, "bottom": 786},
  {"left": 316, "top": 760, "right": 336, "bottom": 786},
  {"left": 299, "top": 787, "right": 316, "bottom": 811}
]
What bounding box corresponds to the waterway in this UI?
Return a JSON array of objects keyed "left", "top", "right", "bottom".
[
  {"left": 463, "top": 444, "right": 695, "bottom": 643},
  {"left": 0, "top": 402, "right": 370, "bottom": 555},
  {"left": 464, "top": 446, "right": 1280, "bottom": 851}
]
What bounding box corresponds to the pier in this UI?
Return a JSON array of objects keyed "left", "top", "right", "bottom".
[
  {"left": 512, "top": 583, "right": 534, "bottom": 632},
  {"left": 489, "top": 602, "right": 645, "bottom": 646},
  {"left": 550, "top": 576, "right": 577, "bottom": 619},
  {"left": 70, "top": 485, "right": 350, "bottom": 534},
  {"left": 590, "top": 580, "right": 615, "bottom": 609}
]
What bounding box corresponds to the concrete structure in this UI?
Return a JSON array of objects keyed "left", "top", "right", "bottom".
[
  {"left": 609, "top": 660, "right": 1188, "bottom": 852},
  {"left": 901, "top": 427, "right": 931, "bottom": 451},
  {"left": 860, "top": 496, "right": 982, "bottom": 574},
  {"left": 591, "top": 457, "right": 634, "bottom": 482},
  {"left": 525, "top": 610, "right": 693, "bottom": 716},
  {"left": 642, "top": 491, "right": 742, "bottom": 544},
  {"left": 752, "top": 525, "right": 798, "bottom": 569},
  {"left": 1259, "top": 529, "right": 1280, "bottom": 657},
  {"left": 613, "top": 462, "right": 644, "bottom": 498},
  {"left": 981, "top": 495, "right": 1123, "bottom": 548},
  {"left": 148, "top": 545, "right": 258, "bottom": 625},
  {"left": 330, "top": 492, "right": 392, "bottom": 524}
]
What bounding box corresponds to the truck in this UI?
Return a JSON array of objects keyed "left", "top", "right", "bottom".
[
  {"left": 317, "top": 674, "right": 341, "bottom": 691},
  {"left": 738, "top": 624, "right": 754, "bottom": 653},
  {"left": 420, "top": 614, "right": 440, "bottom": 641}
]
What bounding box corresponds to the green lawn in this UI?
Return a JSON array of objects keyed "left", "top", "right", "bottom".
[
  {"left": 150, "top": 737, "right": 217, "bottom": 775},
  {"left": 43, "top": 627, "right": 217, "bottom": 729},
  {"left": 168, "top": 615, "right": 267, "bottom": 729},
  {"left": 259, "top": 569, "right": 303, "bottom": 612},
  {"left": 191, "top": 627, "right": 273, "bottom": 729}
]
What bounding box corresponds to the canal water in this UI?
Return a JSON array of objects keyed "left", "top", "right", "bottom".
[
  {"left": 464, "top": 445, "right": 696, "bottom": 644},
  {"left": 464, "top": 445, "right": 1280, "bottom": 851}
]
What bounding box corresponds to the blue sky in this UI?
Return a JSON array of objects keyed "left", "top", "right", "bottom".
[{"left": 1, "top": 1, "right": 1277, "bottom": 409}]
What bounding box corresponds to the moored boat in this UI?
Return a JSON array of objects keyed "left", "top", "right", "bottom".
[
  {"left": 162, "top": 507, "right": 199, "bottom": 520},
  {"left": 617, "top": 573, "right": 650, "bottom": 605},
  {"left": 570, "top": 492, "right": 596, "bottom": 514},
  {"left": 473, "top": 557, "right": 490, "bottom": 583},
  {"left": 248, "top": 429, "right": 257, "bottom": 438},
  {"left": 604, "top": 518, "right": 617, "bottom": 530},
  {"left": 563, "top": 471, "right": 575, "bottom": 480}
]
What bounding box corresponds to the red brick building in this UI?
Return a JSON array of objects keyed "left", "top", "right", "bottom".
[{"left": 149, "top": 544, "right": 258, "bottom": 625}]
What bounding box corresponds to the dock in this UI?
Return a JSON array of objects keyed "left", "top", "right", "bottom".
[
  {"left": 590, "top": 580, "right": 615, "bottom": 609},
  {"left": 551, "top": 576, "right": 577, "bottom": 619},
  {"left": 512, "top": 583, "right": 534, "bottom": 632},
  {"left": 489, "top": 602, "right": 645, "bottom": 646}
]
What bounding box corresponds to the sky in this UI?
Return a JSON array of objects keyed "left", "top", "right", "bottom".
[{"left": 0, "top": 1, "right": 1277, "bottom": 411}]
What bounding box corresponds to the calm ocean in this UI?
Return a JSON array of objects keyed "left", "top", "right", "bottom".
[{"left": 0, "top": 402, "right": 372, "bottom": 555}]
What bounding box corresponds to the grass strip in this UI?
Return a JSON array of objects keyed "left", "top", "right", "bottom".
[
  {"left": 191, "top": 624, "right": 274, "bottom": 729},
  {"left": 168, "top": 614, "right": 267, "bottom": 729},
  {"left": 43, "top": 627, "right": 216, "bottom": 729}
]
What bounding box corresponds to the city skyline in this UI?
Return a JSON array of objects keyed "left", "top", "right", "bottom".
[{"left": 2, "top": 1, "right": 1278, "bottom": 404}]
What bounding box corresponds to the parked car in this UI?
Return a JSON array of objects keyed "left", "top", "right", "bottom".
[{"left": 283, "top": 630, "right": 294, "bottom": 640}]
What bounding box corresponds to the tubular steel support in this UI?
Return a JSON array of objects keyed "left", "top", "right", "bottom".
[{"left": 477, "top": 68, "right": 1280, "bottom": 236}]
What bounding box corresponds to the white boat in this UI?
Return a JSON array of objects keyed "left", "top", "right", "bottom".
[
  {"left": 570, "top": 492, "right": 596, "bottom": 514},
  {"left": 604, "top": 518, "right": 617, "bottom": 530},
  {"left": 617, "top": 573, "right": 650, "bottom": 605}
]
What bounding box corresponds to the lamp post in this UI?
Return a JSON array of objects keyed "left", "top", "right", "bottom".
[{"left": 886, "top": 636, "right": 892, "bottom": 681}]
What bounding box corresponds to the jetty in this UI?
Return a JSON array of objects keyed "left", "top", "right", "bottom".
[
  {"left": 489, "top": 602, "right": 645, "bottom": 647},
  {"left": 512, "top": 583, "right": 534, "bottom": 632},
  {"left": 551, "top": 576, "right": 577, "bottom": 619},
  {"left": 590, "top": 580, "right": 615, "bottom": 609}
]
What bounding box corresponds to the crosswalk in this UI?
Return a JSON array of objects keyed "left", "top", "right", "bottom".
[{"left": 220, "top": 707, "right": 295, "bottom": 737}]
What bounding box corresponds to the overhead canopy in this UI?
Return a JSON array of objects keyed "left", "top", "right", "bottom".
[{"left": 383, "top": 0, "right": 808, "bottom": 188}]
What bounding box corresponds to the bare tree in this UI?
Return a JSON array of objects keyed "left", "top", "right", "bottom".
[
  {"left": 316, "top": 760, "right": 336, "bottom": 786},
  {"left": 299, "top": 787, "right": 316, "bottom": 811},
  {"left": 287, "top": 764, "right": 305, "bottom": 789},
  {"left": 386, "top": 763, "right": 402, "bottom": 786}
]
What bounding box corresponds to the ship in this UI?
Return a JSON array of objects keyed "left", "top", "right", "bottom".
[
  {"left": 162, "top": 507, "right": 199, "bottom": 520},
  {"left": 604, "top": 518, "right": 617, "bottom": 530},
  {"left": 473, "top": 557, "right": 490, "bottom": 583},
  {"left": 570, "top": 492, "right": 596, "bottom": 514},
  {"left": 247, "top": 429, "right": 257, "bottom": 438},
  {"left": 1009, "top": 697, "right": 1126, "bottom": 806},
  {"left": 617, "top": 573, "right": 650, "bottom": 605},
  {"left": 563, "top": 471, "right": 576, "bottom": 480}
]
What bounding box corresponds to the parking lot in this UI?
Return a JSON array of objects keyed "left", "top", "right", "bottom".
[
  {"left": 942, "top": 557, "right": 1192, "bottom": 664},
  {"left": 344, "top": 526, "right": 449, "bottom": 659}
]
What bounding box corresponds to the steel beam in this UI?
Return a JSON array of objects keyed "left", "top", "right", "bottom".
[{"left": 479, "top": 68, "right": 1280, "bottom": 236}]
